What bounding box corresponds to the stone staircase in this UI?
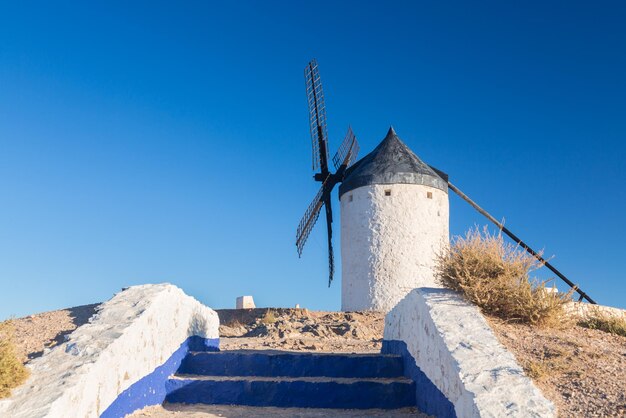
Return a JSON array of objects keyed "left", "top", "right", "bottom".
[{"left": 164, "top": 350, "right": 417, "bottom": 412}]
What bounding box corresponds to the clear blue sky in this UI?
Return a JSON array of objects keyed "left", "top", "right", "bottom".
[{"left": 1, "top": 1, "right": 624, "bottom": 319}]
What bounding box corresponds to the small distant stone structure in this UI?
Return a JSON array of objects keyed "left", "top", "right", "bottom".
[
  {"left": 339, "top": 128, "right": 449, "bottom": 312},
  {"left": 236, "top": 295, "right": 255, "bottom": 309}
]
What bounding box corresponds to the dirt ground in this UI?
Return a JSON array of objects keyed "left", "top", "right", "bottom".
[
  {"left": 6, "top": 305, "right": 626, "bottom": 417},
  {"left": 487, "top": 317, "right": 626, "bottom": 418},
  {"left": 8, "top": 303, "right": 100, "bottom": 362},
  {"left": 216, "top": 308, "right": 384, "bottom": 353}
]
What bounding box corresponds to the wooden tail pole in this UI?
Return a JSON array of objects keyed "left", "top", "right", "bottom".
[{"left": 447, "top": 181, "right": 596, "bottom": 304}]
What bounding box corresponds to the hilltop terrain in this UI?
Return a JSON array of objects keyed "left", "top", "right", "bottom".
[{"left": 5, "top": 305, "right": 625, "bottom": 417}]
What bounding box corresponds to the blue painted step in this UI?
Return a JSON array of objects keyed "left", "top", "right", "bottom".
[
  {"left": 165, "top": 375, "right": 416, "bottom": 409},
  {"left": 179, "top": 350, "right": 404, "bottom": 378}
]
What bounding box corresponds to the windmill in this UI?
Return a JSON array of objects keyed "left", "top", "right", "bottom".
[
  {"left": 295, "top": 59, "right": 360, "bottom": 286},
  {"left": 294, "top": 60, "right": 595, "bottom": 306}
]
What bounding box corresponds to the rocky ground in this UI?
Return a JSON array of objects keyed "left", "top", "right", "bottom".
[
  {"left": 216, "top": 308, "right": 384, "bottom": 353},
  {"left": 5, "top": 305, "right": 626, "bottom": 417},
  {"left": 487, "top": 318, "right": 626, "bottom": 418}
]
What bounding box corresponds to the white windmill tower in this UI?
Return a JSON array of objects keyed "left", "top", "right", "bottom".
[
  {"left": 338, "top": 127, "right": 449, "bottom": 312},
  {"left": 294, "top": 60, "right": 448, "bottom": 312}
]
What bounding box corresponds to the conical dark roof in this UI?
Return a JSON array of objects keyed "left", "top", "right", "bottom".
[{"left": 339, "top": 127, "right": 447, "bottom": 197}]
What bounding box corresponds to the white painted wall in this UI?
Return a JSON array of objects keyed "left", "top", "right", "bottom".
[
  {"left": 384, "top": 288, "right": 555, "bottom": 417},
  {"left": 236, "top": 296, "right": 256, "bottom": 309},
  {"left": 0, "top": 283, "right": 219, "bottom": 418},
  {"left": 565, "top": 301, "right": 626, "bottom": 321},
  {"left": 340, "top": 183, "right": 449, "bottom": 312}
]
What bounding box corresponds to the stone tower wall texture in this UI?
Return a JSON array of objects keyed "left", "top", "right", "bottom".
[{"left": 340, "top": 183, "right": 449, "bottom": 312}]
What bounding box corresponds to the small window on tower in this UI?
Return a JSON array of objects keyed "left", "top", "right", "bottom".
[
  {"left": 385, "top": 189, "right": 392, "bottom": 196},
  {"left": 349, "top": 195, "right": 353, "bottom": 202},
  {"left": 427, "top": 192, "right": 433, "bottom": 199}
]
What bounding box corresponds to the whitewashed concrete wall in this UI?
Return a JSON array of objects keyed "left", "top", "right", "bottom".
[
  {"left": 566, "top": 301, "right": 626, "bottom": 321},
  {"left": 384, "top": 288, "right": 555, "bottom": 418},
  {"left": 0, "top": 283, "right": 219, "bottom": 418},
  {"left": 341, "top": 183, "right": 449, "bottom": 312}
]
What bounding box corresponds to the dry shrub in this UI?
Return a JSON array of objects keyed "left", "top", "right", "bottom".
[
  {"left": 530, "top": 345, "right": 570, "bottom": 379},
  {"left": 437, "top": 226, "right": 572, "bottom": 327},
  {"left": 579, "top": 308, "right": 626, "bottom": 337},
  {"left": 0, "top": 320, "right": 29, "bottom": 398},
  {"left": 260, "top": 310, "right": 277, "bottom": 325},
  {"left": 223, "top": 318, "right": 244, "bottom": 328},
  {"left": 525, "top": 360, "right": 549, "bottom": 380},
  {"left": 524, "top": 348, "right": 570, "bottom": 381}
]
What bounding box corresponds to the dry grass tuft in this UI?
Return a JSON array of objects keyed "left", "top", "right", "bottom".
[
  {"left": 260, "top": 310, "right": 277, "bottom": 325},
  {"left": 579, "top": 308, "right": 626, "bottom": 337},
  {"left": 223, "top": 318, "right": 244, "bottom": 328},
  {"left": 523, "top": 347, "right": 570, "bottom": 381},
  {"left": 0, "top": 320, "right": 30, "bottom": 398},
  {"left": 525, "top": 360, "right": 549, "bottom": 380},
  {"left": 437, "top": 226, "right": 572, "bottom": 327}
]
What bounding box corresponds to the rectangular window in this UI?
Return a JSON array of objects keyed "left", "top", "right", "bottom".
[
  {"left": 427, "top": 192, "right": 433, "bottom": 199},
  {"left": 385, "top": 189, "right": 392, "bottom": 196}
]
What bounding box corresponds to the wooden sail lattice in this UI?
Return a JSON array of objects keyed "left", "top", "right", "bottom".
[
  {"left": 305, "top": 59, "right": 329, "bottom": 172},
  {"left": 296, "top": 59, "right": 360, "bottom": 286}
]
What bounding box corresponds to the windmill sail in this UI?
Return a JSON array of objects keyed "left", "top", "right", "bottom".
[
  {"left": 305, "top": 59, "right": 329, "bottom": 173},
  {"left": 323, "top": 194, "right": 334, "bottom": 286},
  {"left": 296, "top": 59, "right": 360, "bottom": 287},
  {"left": 333, "top": 127, "right": 360, "bottom": 170},
  {"left": 296, "top": 185, "right": 325, "bottom": 256}
]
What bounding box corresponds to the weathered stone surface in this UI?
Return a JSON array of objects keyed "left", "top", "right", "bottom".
[
  {"left": 340, "top": 183, "right": 449, "bottom": 312},
  {"left": 384, "top": 287, "right": 555, "bottom": 417},
  {"left": 566, "top": 301, "right": 626, "bottom": 321},
  {"left": 0, "top": 284, "right": 219, "bottom": 418}
]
